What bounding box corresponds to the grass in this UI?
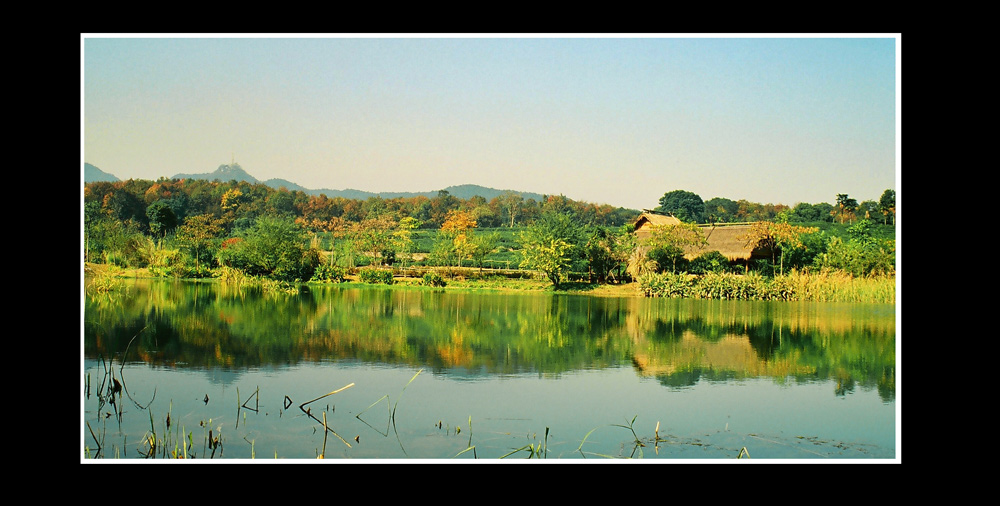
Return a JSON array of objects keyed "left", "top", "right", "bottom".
[
  {"left": 639, "top": 270, "right": 895, "bottom": 304},
  {"left": 85, "top": 260, "right": 894, "bottom": 303}
]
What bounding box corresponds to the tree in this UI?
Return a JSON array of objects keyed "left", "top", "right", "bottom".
[
  {"left": 176, "top": 213, "right": 225, "bottom": 270},
  {"left": 496, "top": 190, "right": 524, "bottom": 227},
  {"left": 642, "top": 222, "right": 707, "bottom": 273},
  {"left": 438, "top": 210, "right": 478, "bottom": 267},
  {"left": 520, "top": 237, "right": 574, "bottom": 287},
  {"left": 791, "top": 202, "right": 820, "bottom": 222},
  {"left": 217, "top": 215, "right": 319, "bottom": 281},
  {"left": 581, "top": 225, "right": 638, "bottom": 283},
  {"left": 393, "top": 216, "right": 422, "bottom": 268},
  {"left": 518, "top": 211, "right": 584, "bottom": 287},
  {"left": 265, "top": 189, "right": 297, "bottom": 217},
  {"left": 834, "top": 194, "right": 859, "bottom": 224},
  {"left": 145, "top": 200, "right": 177, "bottom": 238},
  {"left": 878, "top": 189, "right": 896, "bottom": 225},
  {"left": 655, "top": 190, "right": 705, "bottom": 223},
  {"left": 812, "top": 202, "right": 835, "bottom": 223},
  {"left": 350, "top": 215, "right": 399, "bottom": 266},
  {"left": 469, "top": 232, "right": 501, "bottom": 272},
  {"left": 429, "top": 190, "right": 459, "bottom": 228},
  {"left": 216, "top": 215, "right": 318, "bottom": 281},
  {"left": 739, "top": 221, "right": 819, "bottom": 275},
  {"left": 703, "top": 197, "right": 738, "bottom": 224}
]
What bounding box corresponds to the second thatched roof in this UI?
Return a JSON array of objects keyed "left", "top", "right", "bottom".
[
  {"left": 688, "top": 224, "right": 770, "bottom": 261},
  {"left": 632, "top": 212, "right": 769, "bottom": 261}
]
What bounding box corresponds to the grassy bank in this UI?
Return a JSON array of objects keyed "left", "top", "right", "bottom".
[{"left": 84, "top": 263, "right": 894, "bottom": 303}]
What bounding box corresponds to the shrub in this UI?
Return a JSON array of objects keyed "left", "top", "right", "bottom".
[
  {"left": 813, "top": 236, "right": 895, "bottom": 277},
  {"left": 422, "top": 271, "right": 447, "bottom": 287},
  {"left": 646, "top": 245, "right": 690, "bottom": 274},
  {"left": 637, "top": 271, "right": 694, "bottom": 298},
  {"left": 688, "top": 251, "right": 730, "bottom": 275},
  {"left": 311, "top": 263, "right": 346, "bottom": 283},
  {"left": 358, "top": 267, "right": 395, "bottom": 285},
  {"left": 215, "top": 216, "right": 318, "bottom": 282}
]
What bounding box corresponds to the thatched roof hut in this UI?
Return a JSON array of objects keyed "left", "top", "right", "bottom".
[
  {"left": 632, "top": 212, "right": 770, "bottom": 262},
  {"left": 633, "top": 211, "right": 682, "bottom": 241},
  {"left": 688, "top": 224, "right": 770, "bottom": 261}
]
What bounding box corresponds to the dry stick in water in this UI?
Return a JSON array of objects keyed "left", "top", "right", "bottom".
[
  {"left": 299, "top": 383, "right": 356, "bottom": 449},
  {"left": 319, "top": 411, "right": 328, "bottom": 459},
  {"left": 300, "top": 383, "right": 355, "bottom": 409}
]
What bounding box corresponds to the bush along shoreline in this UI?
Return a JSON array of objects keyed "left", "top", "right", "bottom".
[{"left": 637, "top": 270, "right": 894, "bottom": 304}]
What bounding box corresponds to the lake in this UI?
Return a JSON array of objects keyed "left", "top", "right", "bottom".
[{"left": 82, "top": 278, "right": 897, "bottom": 461}]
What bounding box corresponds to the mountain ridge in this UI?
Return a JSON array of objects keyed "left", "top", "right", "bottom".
[{"left": 85, "top": 162, "right": 555, "bottom": 203}]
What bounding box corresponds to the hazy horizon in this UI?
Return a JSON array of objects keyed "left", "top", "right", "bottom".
[{"left": 82, "top": 34, "right": 899, "bottom": 210}]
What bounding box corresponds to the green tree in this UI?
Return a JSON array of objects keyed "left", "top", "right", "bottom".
[
  {"left": 790, "top": 202, "right": 819, "bottom": 222},
  {"left": 642, "top": 222, "right": 707, "bottom": 273},
  {"left": 176, "top": 213, "right": 225, "bottom": 270},
  {"left": 583, "top": 226, "right": 636, "bottom": 283},
  {"left": 878, "top": 189, "right": 896, "bottom": 225},
  {"left": 519, "top": 211, "right": 583, "bottom": 287},
  {"left": 265, "top": 189, "right": 297, "bottom": 217},
  {"left": 84, "top": 202, "right": 146, "bottom": 266},
  {"left": 520, "top": 237, "right": 574, "bottom": 287},
  {"left": 146, "top": 200, "right": 178, "bottom": 238},
  {"left": 497, "top": 190, "right": 524, "bottom": 227},
  {"left": 216, "top": 215, "right": 318, "bottom": 281},
  {"left": 655, "top": 190, "right": 705, "bottom": 223},
  {"left": 703, "top": 197, "right": 739, "bottom": 224},
  {"left": 393, "top": 216, "right": 422, "bottom": 268},
  {"left": 469, "top": 232, "right": 501, "bottom": 272},
  {"left": 814, "top": 230, "right": 894, "bottom": 277},
  {"left": 834, "top": 194, "right": 859, "bottom": 224},
  {"left": 350, "top": 215, "right": 399, "bottom": 266},
  {"left": 739, "top": 221, "right": 819, "bottom": 275}
]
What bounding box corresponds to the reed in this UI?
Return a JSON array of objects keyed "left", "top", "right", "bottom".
[
  {"left": 639, "top": 270, "right": 895, "bottom": 304},
  {"left": 85, "top": 264, "right": 126, "bottom": 294},
  {"left": 498, "top": 426, "right": 549, "bottom": 459}
]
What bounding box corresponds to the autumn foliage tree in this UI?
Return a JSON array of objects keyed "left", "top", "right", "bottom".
[{"left": 438, "top": 210, "right": 478, "bottom": 267}]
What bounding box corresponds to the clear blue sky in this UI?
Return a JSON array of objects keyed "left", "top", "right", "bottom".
[{"left": 82, "top": 34, "right": 898, "bottom": 210}]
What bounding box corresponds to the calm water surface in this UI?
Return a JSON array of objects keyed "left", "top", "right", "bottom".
[{"left": 82, "top": 279, "right": 897, "bottom": 461}]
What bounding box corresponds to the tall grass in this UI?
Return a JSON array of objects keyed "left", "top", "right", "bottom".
[
  {"left": 639, "top": 270, "right": 894, "bottom": 304},
  {"left": 216, "top": 266, "right": 298, "bottom": 295},
  {"left": 84, "top": 264, "right": 126, "bottom": 294}
]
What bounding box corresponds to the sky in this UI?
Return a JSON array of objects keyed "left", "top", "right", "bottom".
[{"left": 82, "top": 34, "right": 899, "bottom": 211}]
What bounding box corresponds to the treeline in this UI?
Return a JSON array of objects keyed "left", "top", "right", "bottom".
[
  {"left": 84, "top": 176, "right": 642, "bottom": 282},
  {"left": 83, "top": 176, "right": 897, "bottom": 291},
  {"left": 655, "top": 189, "right": 897, "bottom": 226},
  {"left": 84, "top": 177, "right": 639, "bottom": 237}
]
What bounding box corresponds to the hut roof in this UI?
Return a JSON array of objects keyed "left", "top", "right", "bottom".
[
  {"left": 687, "top": 224, "right": 770, "bottom": 261},
  {"left": 633, "top": 212, "right": 682, "bottom": 242},
  {"left": 633, "top": 212, "right": 682, "bottom": 229},
  {"left": 631, "top": 213, "right": 770, "bottom": 261}
]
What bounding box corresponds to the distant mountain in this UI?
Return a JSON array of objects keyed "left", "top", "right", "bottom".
[
  {"left": 172, "top": 163, "right": 259, "bottom": 184},
  {"left": 312, "top": 184, "right": 547, "bottom": 202},
  {"left": 86, "top": 162, "right": 551, "bottom": 203},
  {"left": 84, "top": 163, "right": 119, "bottom": 182},
  {"left": 261, "top": 178, "right": 309, "bottom": 192}
]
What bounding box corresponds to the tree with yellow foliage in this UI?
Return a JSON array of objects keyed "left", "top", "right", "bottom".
[{"left": 439, "top": 210, "right": 478, "bottom": 267}]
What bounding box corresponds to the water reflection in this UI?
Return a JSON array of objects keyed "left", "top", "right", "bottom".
[{"left": 84, "top": 279, "right": 895, "bottom": 401}]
